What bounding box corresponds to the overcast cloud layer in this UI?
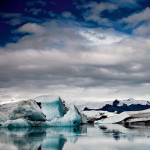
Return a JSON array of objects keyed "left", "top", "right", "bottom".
[{"left": 0, "top": 0, "right": 150, "bottom": 103}]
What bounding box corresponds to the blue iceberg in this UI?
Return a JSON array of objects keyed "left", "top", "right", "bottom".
[{"left": 0, "top": 95, "right": 87, "bottom": 128}]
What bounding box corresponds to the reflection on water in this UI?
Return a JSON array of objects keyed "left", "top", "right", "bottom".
[
  {"left": 1, "top": 124, "right": 150, "bottom": 150},
  {"left": 0, "top": 125, "right": 87, "bottom": 150},
  {"left": 98, "top": 124, "right": 150, "bottom": 141}
]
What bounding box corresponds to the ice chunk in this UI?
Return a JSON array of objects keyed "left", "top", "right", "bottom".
[
  {"left": 79, "top": 111, "right": 87, "bottom": 124},
  {"left": 94, "top": 108, "right": 150, "bottom": 124},
  {"left": 94, "top": 112, "right": 127, "bottom": 124},
  {"left": 69, "top": 105, "right": 87, "bottom": 124},
  {"left": 0, "top": 109, "right": 81, "bottom": 127},
  {"left": 0, "top": 112, "right": 7, "bottom": 123},
  {"left": 1, "top": 118, "right": 30, "bottom": 128},
  {"left": 33, "top": 95, "right": 67, "bottom": 120},
  {"left": 0, "top": 104, "right": 82, "bottom": 127},
  {"left": 83, "top": 110, "right": 115, "bottom": 123},
  {"left": 9, "top": 100, "right": 46, "bottom": 121},
  {"left": 33, "top": 95, "right": 61, "bottom": 103},
  {"left": 0, "top": 96, "right": 87, "bottom": 127},
  {"left": 0, "top": 100, "right": 46, "bottom": 123},
  {"left": 45, "top": 108, "right": 81, "bottom": 126}
]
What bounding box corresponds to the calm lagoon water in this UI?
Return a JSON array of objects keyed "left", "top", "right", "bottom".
[{"left": 0, "top": 124, "right": 150, "bottom": 150}]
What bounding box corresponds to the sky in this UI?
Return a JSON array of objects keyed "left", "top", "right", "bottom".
[{"left": 0, "top": 0, "right": 150, "bottom": 103}]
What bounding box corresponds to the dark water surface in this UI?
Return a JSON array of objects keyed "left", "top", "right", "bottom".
[{"left": 0, "top": 124, "right": 150, "bottom": 150}]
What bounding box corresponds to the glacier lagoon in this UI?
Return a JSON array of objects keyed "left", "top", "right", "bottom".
[{"left": 1, "top": 124, "right": 150, "bottom": 150}]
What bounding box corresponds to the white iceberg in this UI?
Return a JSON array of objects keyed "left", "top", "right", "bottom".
[
  {"left": 83, "top": 110, "right": 115, "bottom": 123},
  {"left": 0, "top": 100, "right": 46, "bottom": 124},
  {"left": 68, "top": 105, "right": 87, "bottom": 124},
  {"left": 94, "top": 108, "right": 150, "bottom": 124},
  {"left": 1, "top": 118, "right": 30, "bottom": 128},
  {"left": 79, "top": 111, "right": 87, "bottom": 124},
  {"left": 45, "top": 107, "right": 81, "bottom": 126}
]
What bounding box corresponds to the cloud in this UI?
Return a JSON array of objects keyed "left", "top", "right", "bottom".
[
  {"left": 17, "top": 23, "right": 45, "bottom": 34},
  {"left": 50, "top": 2, "right": 56, "bottom": 5},
  {"left": 26, "top": 0, "right": 46, "bottom": 6},
  {"left": 132, "top": 21, "right": 150, "bottom": 36},
  {"left": 74, "top": 0, "right": 143, "bottom": 9},
  {"left": 1, "top": 20, "right": 150, "bottom": 102},
  {"left": 119, "top": 7, "right": 150, "bottom": 28},
  {"left": 61, "top": 11, "right": 74, "bottom": 19},
  {"left": 1, "top": 13, "right": 21, "bottom": 18},
  {"left": 48, "top": 11, "right": 75, "bottom": 20},
  {"left": 107, "top": 0, "right": 142, "bottom": 8},
  {"left": 0, "top": 13, "right": 23, "bottom": 26},
  {"left": 82, "top": 1, "right": 118, "bottom": 13},
  {"left": 49, "top": 11, "right": 56, "bottom": 17},
  {"left": 79, "top": 28, "right": 128, "bottom": 45},
  {"left": 25, "top": 8, "right": 42, "bottom": 15},
  {"left": 1, "top": 0, "right": 150, "bottom": 103},
  {"left": 6, "top": 21, "right": 87, "bottom": 50},
  {"left": 5, "top": 18, "right": 22, "bottom": 26},
  {"left": 79, "top": 2, "right": 118, "bottom": 26}
]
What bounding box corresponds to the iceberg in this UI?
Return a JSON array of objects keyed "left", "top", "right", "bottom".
[
  {"left": 0, "top": 100, "right": 46, "bottom": 124},
  {"left": 45, "top": 107, "right": 81, "bottom": 126},
  {"left": 0, "top": 95, "right": 87, "bottom": 128},
  {"left": 33, "top": 95, "right": 68, "bottom": 121},
  {"left": 68, "top": 105, "right": 87, "bottom": 124},
  {"left": 1, "top": 118, "right": 30, "bottom": 128},
  {"left": 0, "top": 108, "right": 81, "bottom": 127},
  {"left": 33, "top": 96, "right": 87, "bottom": 125},
  {"left": 83, "top": 110, "right": 115, "bottom": 123},
  {"left": 79, "top": 111, "right": 87, "bottom": 124},
  {"left": 94, "top": 108, "right": 150, "bottom": 125}
]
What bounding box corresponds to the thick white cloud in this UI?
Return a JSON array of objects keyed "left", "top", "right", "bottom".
[
  {"left": 79, "top": 28, "right": 128, "bottom": 46},
  {"left": 1, "top": 20, "right": 150, "bottom": 103}
]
